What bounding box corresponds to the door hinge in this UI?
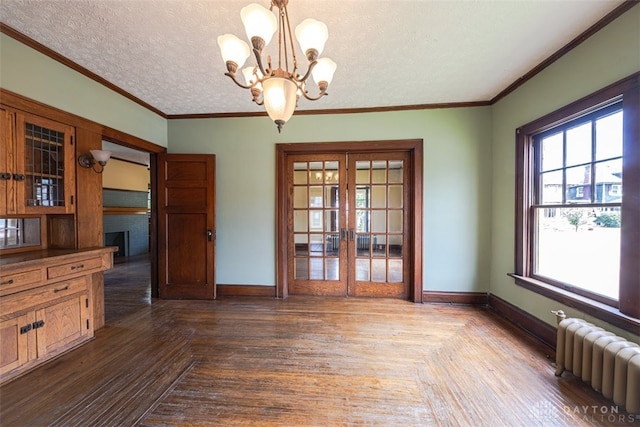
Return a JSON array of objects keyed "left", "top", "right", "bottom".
[
  {"left": 86, "top": 319, "right": 90, "bottom": 330},
  {"left": 86, "top": 298, "right": 89, "bottom": 308},
  {"left": 71, "top": 195, "right": 74, "bottom": 205}
]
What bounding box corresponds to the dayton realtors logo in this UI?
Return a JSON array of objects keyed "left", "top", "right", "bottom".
[{"left": 531, "top": 401, "right": 639, "bottom": 424}]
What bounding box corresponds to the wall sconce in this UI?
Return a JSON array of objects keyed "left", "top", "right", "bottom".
[{"left": 78, "top": 149, "right": 112, "bottom": 173}]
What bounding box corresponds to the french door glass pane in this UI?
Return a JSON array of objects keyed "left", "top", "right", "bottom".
[
  {"left": 309, "top": 187, "right": 323, "bottom": 207},
  {"left": 388, "top": 186, "right": 403, "bottom": 208},
  {"left": 388, "top": 211, "right": 403, "bottom": 233},
  {"left": 388, "top": 161, "right": 403, "bottom": 183},
  {"left": 293, "top": 186, "right": 306, "bottom": 208},
  {"left": 325, "top": 210, "right": 339, "bottom": 232},
  {"left": 356, "top": 259, "right": 370, "bottom": 281},
  {"left": 372, "top": 259, "right": 386, "bottom": 281},
  {"left": 372, "top": 211, "right": 386, "bottom": 233},
  {"left": 295, "top": 258, "right": 308, "bottom": 279},
  {"left": 310, "top": 258, "right": 323, "bottom": 280},
  {"left": 326, "top": 258, "right": 339, "bottom": 280},
  {"left": 295, "top": 234, "right": 308, "bottom": 256},
  {"left": 356, "top": 161, "right": 369, "bottom": 183},
  {"left": 371, "top": 186, "right": 386, "bottom": 208},
  {"left": 372, "top": 234, "right": 386, "bottom": 257},
  {"left": 389, "top": 235, "right": 403, "bottom": 258},
  {"left": 294, "top": 211, "right": 308, "bottom": 232},
  {"left": 293, "top": 162, "right": 307, "bottom": 184},
  {"left": 389, "top": 260, "right": 403, "bottom": 282},
  {"left": 325, "top": 186, "right": 339, "bottom": 208}
]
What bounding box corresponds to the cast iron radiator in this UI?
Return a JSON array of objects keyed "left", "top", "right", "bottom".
[{"left": 553, "top": 310, "right": 640, "bottom": 414}]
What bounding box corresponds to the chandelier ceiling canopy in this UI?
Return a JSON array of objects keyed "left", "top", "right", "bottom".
[{"left": 217, "top": 0, "right": 336, "bottom": 132}]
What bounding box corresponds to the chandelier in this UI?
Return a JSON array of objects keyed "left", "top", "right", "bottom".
[{"left": 217, "top": 0, "right": 337, "bottom": 132}]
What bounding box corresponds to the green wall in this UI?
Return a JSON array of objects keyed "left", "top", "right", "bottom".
[
  {"left": 0, "top": 33, "right": 167, "bottom": 146},
  {"left": 1, "top": 6, "right": 637, "bottom": 340},
  {"left": 168, "top": 108, "right": 493, "bottom": 290},
  {"left": 490, "top": 6, "right": 640, "bottom": 340}
]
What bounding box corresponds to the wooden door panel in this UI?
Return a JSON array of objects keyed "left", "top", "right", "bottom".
[
  {"left": 166, "top": 213, "right": 208, "bottom": 285},
  {"left": 36, "top": 296, "right": 84, "bottom": 357},
  {"left": 0, "top": 315, "right": 29, "bottom": 375},
  {"left": 158, "top": 154, "right": 216, "bottom": 300},
  {"left": 166, "top": 188, "right": 209, "bottom": 209}
]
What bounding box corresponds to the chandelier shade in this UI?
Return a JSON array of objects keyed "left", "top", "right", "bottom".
[
  {"left": 294, "top": 18, "right": 328, "bottom": 59},
  {"left": 263, "top": 77, "right": 298, "bottom": 129},
  {"left": 311, "top": 58, "right": 337, "bottom": 87},
  {"left": 217, "top": 34, "right": 250, "bottom": 72},
  {"left": 217, "top": 0, "right": 336, "bottom": 132},
  {"left": 240, "top": 3, "right": 277, "bottom": 48}
]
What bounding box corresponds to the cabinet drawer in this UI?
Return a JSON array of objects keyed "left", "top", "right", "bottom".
[
  {"left": 47, "top": 257, "right": 103, "bottom": 280},
  {"left": 0, "top": 277, "right": 87, "bottom": 318},
  {"left": 0, "top": 269, "right": 43, "bottom": 297}
]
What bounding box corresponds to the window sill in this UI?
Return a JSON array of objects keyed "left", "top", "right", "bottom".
[{"left": 508, "top": 273, "right": 640, "bottom": 335}]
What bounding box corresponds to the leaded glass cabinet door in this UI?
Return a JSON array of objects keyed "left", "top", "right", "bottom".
[
  {"left": 347, "top": 153, "right": 410, "bottom": 298},
  {"left": 289, "top": 154, "right": 348, "bottom": 296},
  {"left": 15, "top": 113, "right": 75, "bottom": 214}
]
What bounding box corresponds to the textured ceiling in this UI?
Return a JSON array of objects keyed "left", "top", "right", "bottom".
[{"left": 0, "top": 0, "right": 627, "bottom": 116}]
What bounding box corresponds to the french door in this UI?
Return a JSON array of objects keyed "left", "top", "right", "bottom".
[{"left": 286, "top": 151, "right": 411, "bottom": 298}]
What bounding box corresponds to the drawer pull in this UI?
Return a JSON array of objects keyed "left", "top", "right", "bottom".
[
  {"left": 54, "top": 285, "right": 70, "bottom": 293},
  {"left": 1, "top": 279, "right": 15, "bottom": 285},
  {"left": 20, "top": 324, "right": 32, "bottom": 334},
  {"left": 70, "top": 264, "right": 85, "bottom": 270},
  {"left": 32, "top": 320, "right": 45, "bottom": 329}
]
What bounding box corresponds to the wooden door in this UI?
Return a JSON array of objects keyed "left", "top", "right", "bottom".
[
  {"left": 288, "top": 154, "right": 347, "bottom": 296},
  {"left": 0, "top": 314, "right": 30, "bottom": 375},
  {"left": 287, "top": 151, "right": 411, "bottom": 299},
  {"left": 158, "top": 154, "right": 216, "bottom": 299},
  {"left": 15, "top": 113, "right": 75, "bottom": 214},
  {"left": 35, "top": 294, "right": 87, "bottom": 357},
  {"left": 347, "top": 153, "right": 410, "bottom": 298}
]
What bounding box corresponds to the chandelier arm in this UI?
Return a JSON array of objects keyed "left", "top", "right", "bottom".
[
  {"left": 300, "top": 89, "right": 328, "bottom": 101},
  {"left": 253, "top": 49, "right": 271, "bottom": 77},
  {"left": 294, "top": 60, "right": 318, "bottom": 84},
  {"left": 224, "top": 72, "right": 254, "bottom": 90}
]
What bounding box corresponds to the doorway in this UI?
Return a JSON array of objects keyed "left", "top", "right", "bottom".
[{"left": 276, "top": 140, "right": 423, "bottom": 302}]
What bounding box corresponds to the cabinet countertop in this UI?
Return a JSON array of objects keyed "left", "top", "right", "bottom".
[{"left": 0, "top": 247, "right": 118, "bottom": 269}]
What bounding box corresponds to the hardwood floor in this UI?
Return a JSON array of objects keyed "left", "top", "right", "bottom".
[{"left": 1, "top": 257, "right": 638, "bottom": 426}]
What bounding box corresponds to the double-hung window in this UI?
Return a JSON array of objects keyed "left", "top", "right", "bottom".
[{"left": 514, "top": 74, "right": 639, "bottom": 332}]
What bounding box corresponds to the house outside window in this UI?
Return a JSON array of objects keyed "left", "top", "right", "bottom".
[{"left": 513, "top": 75, "right": 639, "bottom": 331}]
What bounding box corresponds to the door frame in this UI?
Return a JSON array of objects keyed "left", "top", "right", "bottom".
[{"left": 276, "top": 140, "right": 423, "bottom": 302}]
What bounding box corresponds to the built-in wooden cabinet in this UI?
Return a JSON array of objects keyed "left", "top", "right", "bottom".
[
  {"left": 0, "top": 108, "right": 75, "bottom": 216},
  {"left": 0, "top": 247, "right": 115, "bottom": 384}
]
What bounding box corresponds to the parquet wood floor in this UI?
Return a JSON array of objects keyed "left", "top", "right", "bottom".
[{"left": 1, "top": 257, "right": 637, "bottom": 426}]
